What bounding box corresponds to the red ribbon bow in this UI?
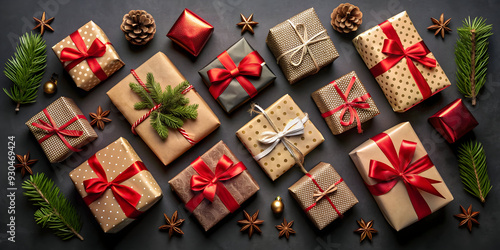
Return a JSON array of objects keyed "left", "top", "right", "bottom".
[
  {"left": 366, "top": 132, "right": 444, "bottom": 220},
  {"left": 83, "top": 154, "right": 147, "bottom": 218},
  {"left": 304, "top": 173, "right": 344, "bottom": 218},
  {"left": 185, "top": 155, "right": 246, "bottom": 213},
  {"left": 60, "top": 30, "right": 110, "bottom": 81},
  {"left": 207, "top": 51, "right": 263, "bottom": 99},
  {"left": 321, "top": 76, "right": 372, "bottom": 133},
  {"left": 32, "top": 109, "right": 86, "bottom": 152},
  {"left": 369, "top": 21, "right": 436, "bottom": 100}
]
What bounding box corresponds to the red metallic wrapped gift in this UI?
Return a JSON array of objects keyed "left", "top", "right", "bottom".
[
  {"left": 428, "top": 99, "right": 478, "bottom": 143},
  {"left": 167, "top": 9, "right": 213, "bottom": 57}
]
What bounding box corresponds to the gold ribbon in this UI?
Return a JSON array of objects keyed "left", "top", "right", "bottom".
[{"left": 313, "top": 183, "right": 338, "bottom": 203}]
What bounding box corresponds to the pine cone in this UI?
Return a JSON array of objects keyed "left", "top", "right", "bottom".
[
  {"left": 120, "top": 10, "right": 156, "bottom": 45},
  {"left": 331, "top": 3, "right": 363, "bottom": 33}
]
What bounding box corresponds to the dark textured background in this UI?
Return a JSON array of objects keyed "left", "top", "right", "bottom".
[{"left": 1, "top": 0, "right": 499, "bottom": 249}]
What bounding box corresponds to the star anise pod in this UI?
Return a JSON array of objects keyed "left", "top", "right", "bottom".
[
  {"left": 159, "top": 211, "right": 185, "bottom": 238},
  {"left": 33, "top": 12, "right": 54, "bottom": 35},
  {"left": 354, "top": 218, "right": 377, "bottom": 242},
  {"left": 276, "top": 218, "right": 295, "bottom": 239},
  {"left": 89, "top": 106, "right": 111, "bottom": 130},
  {"left": 454, "top": 205, "right": 479, "bottom": 232},
  {"left": 237, "top": 13, "right": 258, "bottom": 34},
  {"left": 15, "top": 152, "right": 38, "bottom": 177},
  {"left": 238, "top": 210, "right": 264, "bottom": 238},
  {"left": 427, "top": 13, "right": 451, "bottom": 39}
]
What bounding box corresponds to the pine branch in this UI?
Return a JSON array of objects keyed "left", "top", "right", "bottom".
[
  {"left": 22, "top": 173, "right": 84, "bottom": 241},
  {"left": 456, "top": 141, "right": 492, "bottom": 203},
  {"left": 3, "top": 32, "right": 47, "bottom": 112}
]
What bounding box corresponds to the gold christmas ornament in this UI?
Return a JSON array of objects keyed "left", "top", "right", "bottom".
[
  {"left": 271, "top": 196, "right": 284, "bottom": 214},
  {"left": 43, "top": 73, "right": 58, "bottom": 94}
]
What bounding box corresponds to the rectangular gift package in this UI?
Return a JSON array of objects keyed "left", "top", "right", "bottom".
[
  {"left": 428, "top": 98, "right": 478, "bottom": 143},
  {"left": 69, "top": 137, "right": 162, "bottom": 233},
  {"left": 236, "top": 94, "right": 324, "bottom": 181},
  {"left": 168, "top": 141, "right": 259, "bottom": 231},
  {"left": 107, "top": 52, "right": 220, "bottom": 166},
  {"left": 25, "top": 96, "right": 97, "bottom": 163},
  {"left": 352, "top": 11, "right": 450, "bottom": 112},
  {"left": 199, "top": 38, "right": 276, "bottom": 113},
  {"left": 289, "top": 162, "right": 358, "bottom": 230},
  {"left": 52, "top": 21, "right": 124, "bottom": 91},
  {"left": 349, "top": 122, "right": 453, "bottom": 231},
  {"left": 266, "top": 8, "right": 339, "bottom": 84},
  {"left": 311, "top": 71, "right": 379, "bottom": 135}
]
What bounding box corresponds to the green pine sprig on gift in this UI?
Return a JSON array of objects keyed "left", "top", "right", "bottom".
[
  {"left": 130, "top": 72, "right": 198, "bottom": 139},
  {"left": 3, "top": 32, "right": 47, "bottom": 112},
  {"left": 22, "top": 173, "right": 84, "bottom": 241},
  {"left": 455, "top": 17, "right": 492, "bottom": 106},
  {"left": 456, "top": 140, "right": 492, "bottom": 203}
]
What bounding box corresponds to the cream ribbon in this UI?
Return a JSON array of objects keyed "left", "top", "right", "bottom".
[
  {"left": 276, "top": 20, "right": 329, "bottom": 72},
  {"left": 313, "top": 183, "right": 338, "bottom": 203}
]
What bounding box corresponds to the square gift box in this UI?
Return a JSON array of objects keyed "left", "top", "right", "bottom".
[
  {"left": 349, "top": 122, "right": 454, "bottom": 231},
  {"left": 311, "top": 71, "right": 379, "bottom": 135},
  {"left": 168, "top": 141, "right": 259, "bottom": 231},
  {"left": 236, "top": 94, "right": 324, "bottom": 181},
  {"left": 107, "top": 52, "right": 220, "bottom": 166},
  {"left": 266, "top": 8, "right": 339, "bottom": 84},
  {"left": 289, "top": 162, "right": 358, "bottom": 230},
  {"left": 167, "top": 8, "right": 214, "bottom": 57},
  {"left": 69, "top": 137, "right": 162, "bottom": 233},
  {"left": 199, "top": 38, "right": 276, "bottom": 113},
  {"left": 428, "top": 98, "right": 478, "bottom": 143},
  {"left": 52, "top": 21, "right": 125, "bottom": 91},
  {"left": 25, "top": 96, "right": 97, "bottom": 163},
  {"left": 352, "top": 11, "right": 451, "bottom": 112}
]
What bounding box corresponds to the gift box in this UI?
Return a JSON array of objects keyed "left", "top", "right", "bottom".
[
  {"left": 288, "top": 162, "right": 358, "bottom": 230},
  {"left": 167, "top": 8, "right": 213, "bottom": 57},
  {"left": 69, "top": 137, "right": 162, "bottom": 233},
  {"left": 25, "top": 96, "right": 97, "bottom": 163},
  {"left": 236, "top": 94, "right": 324, "bottom": 181},
  {"left": 107, "top": 52, "right": 220, "bottom": 166},
  {"left": 199, "top": 38, "right": 276, "bottom": 113},
  {"left": 428, "top": 99, "right": 478, "bottom": 143},
  {"left": 349, "top": 122, "right": 453, "bottom": 231},
  {"left": 311, "top": 71, "right": 379, "bottom": 135},
  {"left": 168, "top": 141, "right": 259, "bottom": 231},
  {"left": 352, "top": 11, "right": 451, "bottom": 112},
  {"left": 52, "top": 21, "right": 125, "bottom": 91},
  {"left": 266, "top": 8, "right": 339, "bottom": 84}
]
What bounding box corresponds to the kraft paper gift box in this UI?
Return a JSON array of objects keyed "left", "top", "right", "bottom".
[
  {"left": 352, "top": 11, "right": 451, "bottom": 112},
  {"left": 26, "top": 96, "right": 97, "bottom": 163},
  {"left": 428, "top": 98, "right": 478, "bottom": 143},
  {"left": 52, "top": 21, "right": 124, "bottom": 91},
  {"left": 167, "top": 8, "right": 214, "bottom": 57},
  {"left": 107, "top": 52, "right": 220, "bottom": 166},
  {"left": 199, "top": 38, "right": 276, "bottom": 113},
  {"left": 168, "top": 141, "right": 260, "bottom": 231},
  {"left": 349, "top": 122, "right": 453, "bottom": 231},
  {"left": 69, "top": 137, "right": 162, "bottom": 233},
  {"left": 236, "top": 94, "right": 324, "bottom": 181}
]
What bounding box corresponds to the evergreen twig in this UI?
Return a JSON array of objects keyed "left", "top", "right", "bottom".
[{"left": 456, "top": 141, "right": 492, "bottom": 203}]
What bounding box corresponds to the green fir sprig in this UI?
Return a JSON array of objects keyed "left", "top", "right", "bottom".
[
  {"left": 22, "top": 173, "right": 84, "bottom": 241},
  {"left": 456, "top": 140, "right": 492, "bottom": 203},
  {"left": 130, "top": 73, "right": 198, "bottom": 139},
  {"left": 455, "top": 17, "right": 492, "bottom": 106},
  {"left": 3, "top": 32, "right": 47, "bottom": 111}
]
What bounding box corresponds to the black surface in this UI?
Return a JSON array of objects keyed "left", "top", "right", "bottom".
[{"left": 0, "top": 0, "right": 499, "bottom": 249}]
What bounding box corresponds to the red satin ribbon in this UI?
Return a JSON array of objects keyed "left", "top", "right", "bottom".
[
  {"left": 366, "top": 132, "right": 444, "bottom": 220},
  {"left": 60, "top": 30, "right": 110, "bottom": 81},
  {"left": 321, "top": 76, "right": 371, "bottom": 133},
  {"left": 207, "top": 51, "right": 263, "bottom": 99},
  {"left": 83, "top": 154, "right": 147, "bottom": 219},
  {"left": 369, "top": 21, "right": 436, "bottom": 99},
  {"left": 304, "top": 173, "right": 343, "bottom": 218},
  {"left": 32, "top": 109, "right": 86, "bottom": 152},
  {"left": 185, "top": 155, "right": 246, "bottom": 213}
]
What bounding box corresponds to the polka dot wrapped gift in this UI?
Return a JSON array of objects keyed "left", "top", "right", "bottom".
[
  {"left": 52, "top": 21, "right": 125, "bottom": 91},
  {"left": 69, "top": 137, "right": 162, "bottom": 233}
]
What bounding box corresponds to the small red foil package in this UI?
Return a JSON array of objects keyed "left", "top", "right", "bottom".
[
  {"left": 167, "top": 9, "right": 213, "bottom": 57},
  {"left": 428, "top": 99, "right": 478, "bottom": 143}
]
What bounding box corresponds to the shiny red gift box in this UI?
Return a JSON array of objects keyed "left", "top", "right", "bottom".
[
  {"left": 167, "top": 9, "right": 213, "bottom": 57},
  {"left": 428, "top": 99, "right": 478, "bottom": 143}
]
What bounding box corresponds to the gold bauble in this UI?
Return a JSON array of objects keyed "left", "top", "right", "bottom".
[
  {"left": 271, "top": 196, "right": 284, "bottom": 214},
  {"left": 43, "top": 73, "right": 58, "bottom": 94}
]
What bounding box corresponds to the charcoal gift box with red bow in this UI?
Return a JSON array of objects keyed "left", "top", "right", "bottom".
[
  {"left": 198, "top": 38, "right": 276, "bottom": 113},
  {"left": 69, "top": 137, "right": 162, "bottom": 233},
  {"left": 349, "top": 122, "right": 453, "bottom": 231},
  {"left": 168, "top": 141, "right": 259, "bottom": 231}
]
